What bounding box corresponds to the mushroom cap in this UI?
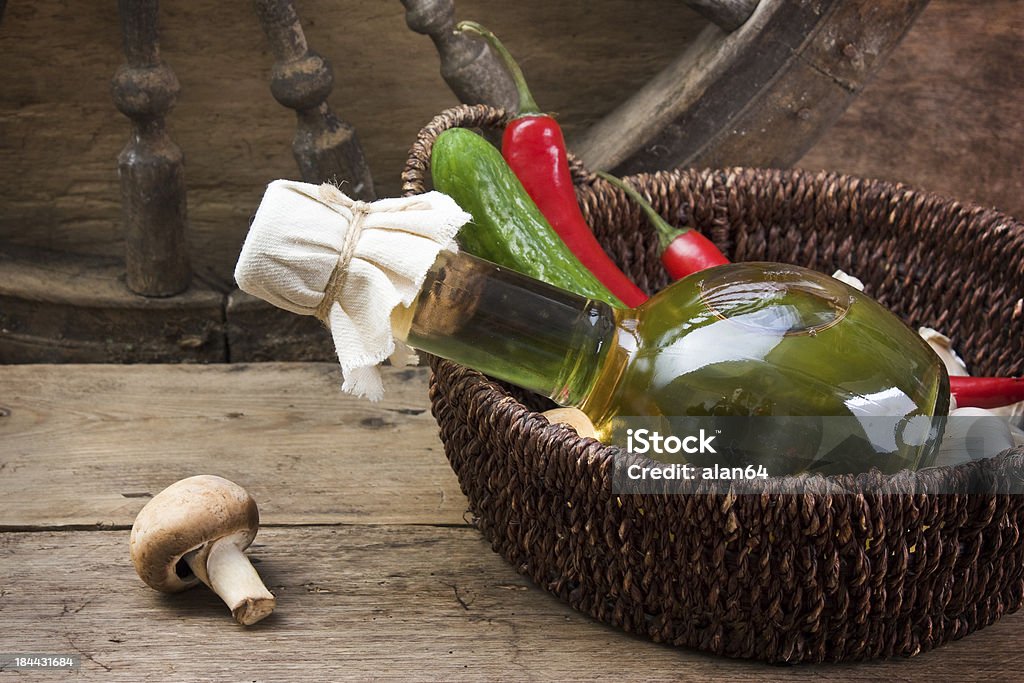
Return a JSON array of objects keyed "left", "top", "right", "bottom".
[{"left": 130, "top": 475, "right": 260, "bottom": 593}]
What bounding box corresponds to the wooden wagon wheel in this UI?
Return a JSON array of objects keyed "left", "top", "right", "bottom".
[
  {"left": 0, "top": 0, "right": 928, "bottom": 363},
  {"left": 404, "top": 0, "right": 930, "bottom": 173}
]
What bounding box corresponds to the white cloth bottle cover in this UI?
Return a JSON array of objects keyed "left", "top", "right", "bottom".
[{"left": 234, "top": 180, "right": 471, "bottom": 400}]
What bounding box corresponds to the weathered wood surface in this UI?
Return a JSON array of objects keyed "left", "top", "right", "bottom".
[
  {"left": 0, "top": 246, "right": 225, "bottom": 364},
  {"left": 0, "top": 364, "right": 466, "bottom": 528},
  {"left": 1, "top": 1, "right": 1019, "bottom": 291},
  {"left": 225, "top": 290, "right": 335, "bottom": 362},
  {"left": 3, "top": 362, "right": 1024, "bottom": 680},
  {"left": 799, "top": 1, "right": 1024, "bottom": 219},
  {"left": 2, "top": 527, "right": 1023, "bottom": 681}
]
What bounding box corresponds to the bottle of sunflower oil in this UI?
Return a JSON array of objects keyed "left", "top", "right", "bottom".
[{"left": 391, "top": 250, "right": 949, "bottom": 476}]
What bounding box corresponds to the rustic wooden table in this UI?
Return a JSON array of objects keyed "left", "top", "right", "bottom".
[{"left": 1, "top": 363, "right": 1021, "bottom": 680}]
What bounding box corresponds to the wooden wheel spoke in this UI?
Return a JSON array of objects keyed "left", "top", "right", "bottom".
[{"left": 572, "top": 0, "right": 930, "bottom": 174}]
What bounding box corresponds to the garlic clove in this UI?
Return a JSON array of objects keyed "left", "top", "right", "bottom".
[
  {"left": 918, "top": 326, "right": 970, "bottom": 377},
  {"left": 932, "top": 407, "right": 1015, "bottom": 467},
  {"left": 542, "top": 407, "right": 598, "bottom": 439},
  {"left": 831, "top": 269, "right": 865, "bottom": 292}
]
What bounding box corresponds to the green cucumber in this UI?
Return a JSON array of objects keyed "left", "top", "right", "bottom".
[{"left": 430, "top": 128, "right": 623, "bottom": 308}]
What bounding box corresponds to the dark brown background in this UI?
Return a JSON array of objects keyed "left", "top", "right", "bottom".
[{"left": 0, "top": 0, "right": 1020, "bottom": 291}]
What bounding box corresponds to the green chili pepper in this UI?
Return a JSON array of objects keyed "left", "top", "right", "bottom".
[{"left": 430, "top": 127, "right": 624, "bottom": 308}]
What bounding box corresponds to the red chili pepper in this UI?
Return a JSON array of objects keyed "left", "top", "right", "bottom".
[
  {"left": 597, "top": 172, "right": 730, "bottom": 279},
  {"left": 456, "top": 21, "right": 648, "bottom": 308},
  {"left": 950, "top": 376, "right": 1024, "bottom": 409}
]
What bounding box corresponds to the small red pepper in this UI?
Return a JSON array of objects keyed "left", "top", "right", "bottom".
[
  {"left": 456, "top": 21, "right": 648, "bottom": 308},
  {"left": 950, "top": 376, "right": 1024, "bottom": 409},
  {"left": 597, "top": 172, "right": 730, "bottom": 279}
]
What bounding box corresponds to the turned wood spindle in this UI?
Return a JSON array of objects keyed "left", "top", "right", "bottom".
[
  {"left": 253, "top": 0, "right": 374, "bottom": 200},
  {"left": 401, "top": 0, "right": 519, "bottom": 112},
  {"left": 111, "top": 0, "right": 191, "bottom": 297}
]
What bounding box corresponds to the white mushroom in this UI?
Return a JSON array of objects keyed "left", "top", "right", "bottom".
[{"left": 129, "top": 475, "right": 276, "bottom": 625}]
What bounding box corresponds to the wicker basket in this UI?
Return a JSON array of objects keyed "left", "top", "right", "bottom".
[{"left": 402, "top": 104, "right": 1024, "bottom": 663}]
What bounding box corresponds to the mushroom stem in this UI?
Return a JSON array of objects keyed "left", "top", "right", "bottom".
[{"left": 185, "top": 537, "right": 276, "bottom": 625}]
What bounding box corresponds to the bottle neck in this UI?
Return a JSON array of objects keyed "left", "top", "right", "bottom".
[{"left": 391, "top": 250, "right": 616, "bottom": 405}]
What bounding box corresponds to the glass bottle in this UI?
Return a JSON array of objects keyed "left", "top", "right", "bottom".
[{"left": 390, "top": 250, "right": 950, "bottom": 476}]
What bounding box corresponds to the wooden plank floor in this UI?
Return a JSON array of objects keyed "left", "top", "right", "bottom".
[{"left": 2, "top": 363, "right": 1023, "bottom": 680}]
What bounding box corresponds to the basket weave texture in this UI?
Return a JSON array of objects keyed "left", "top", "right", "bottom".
[{"left": 402, "top": 104, "right": 1024, "bottom": 663}]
